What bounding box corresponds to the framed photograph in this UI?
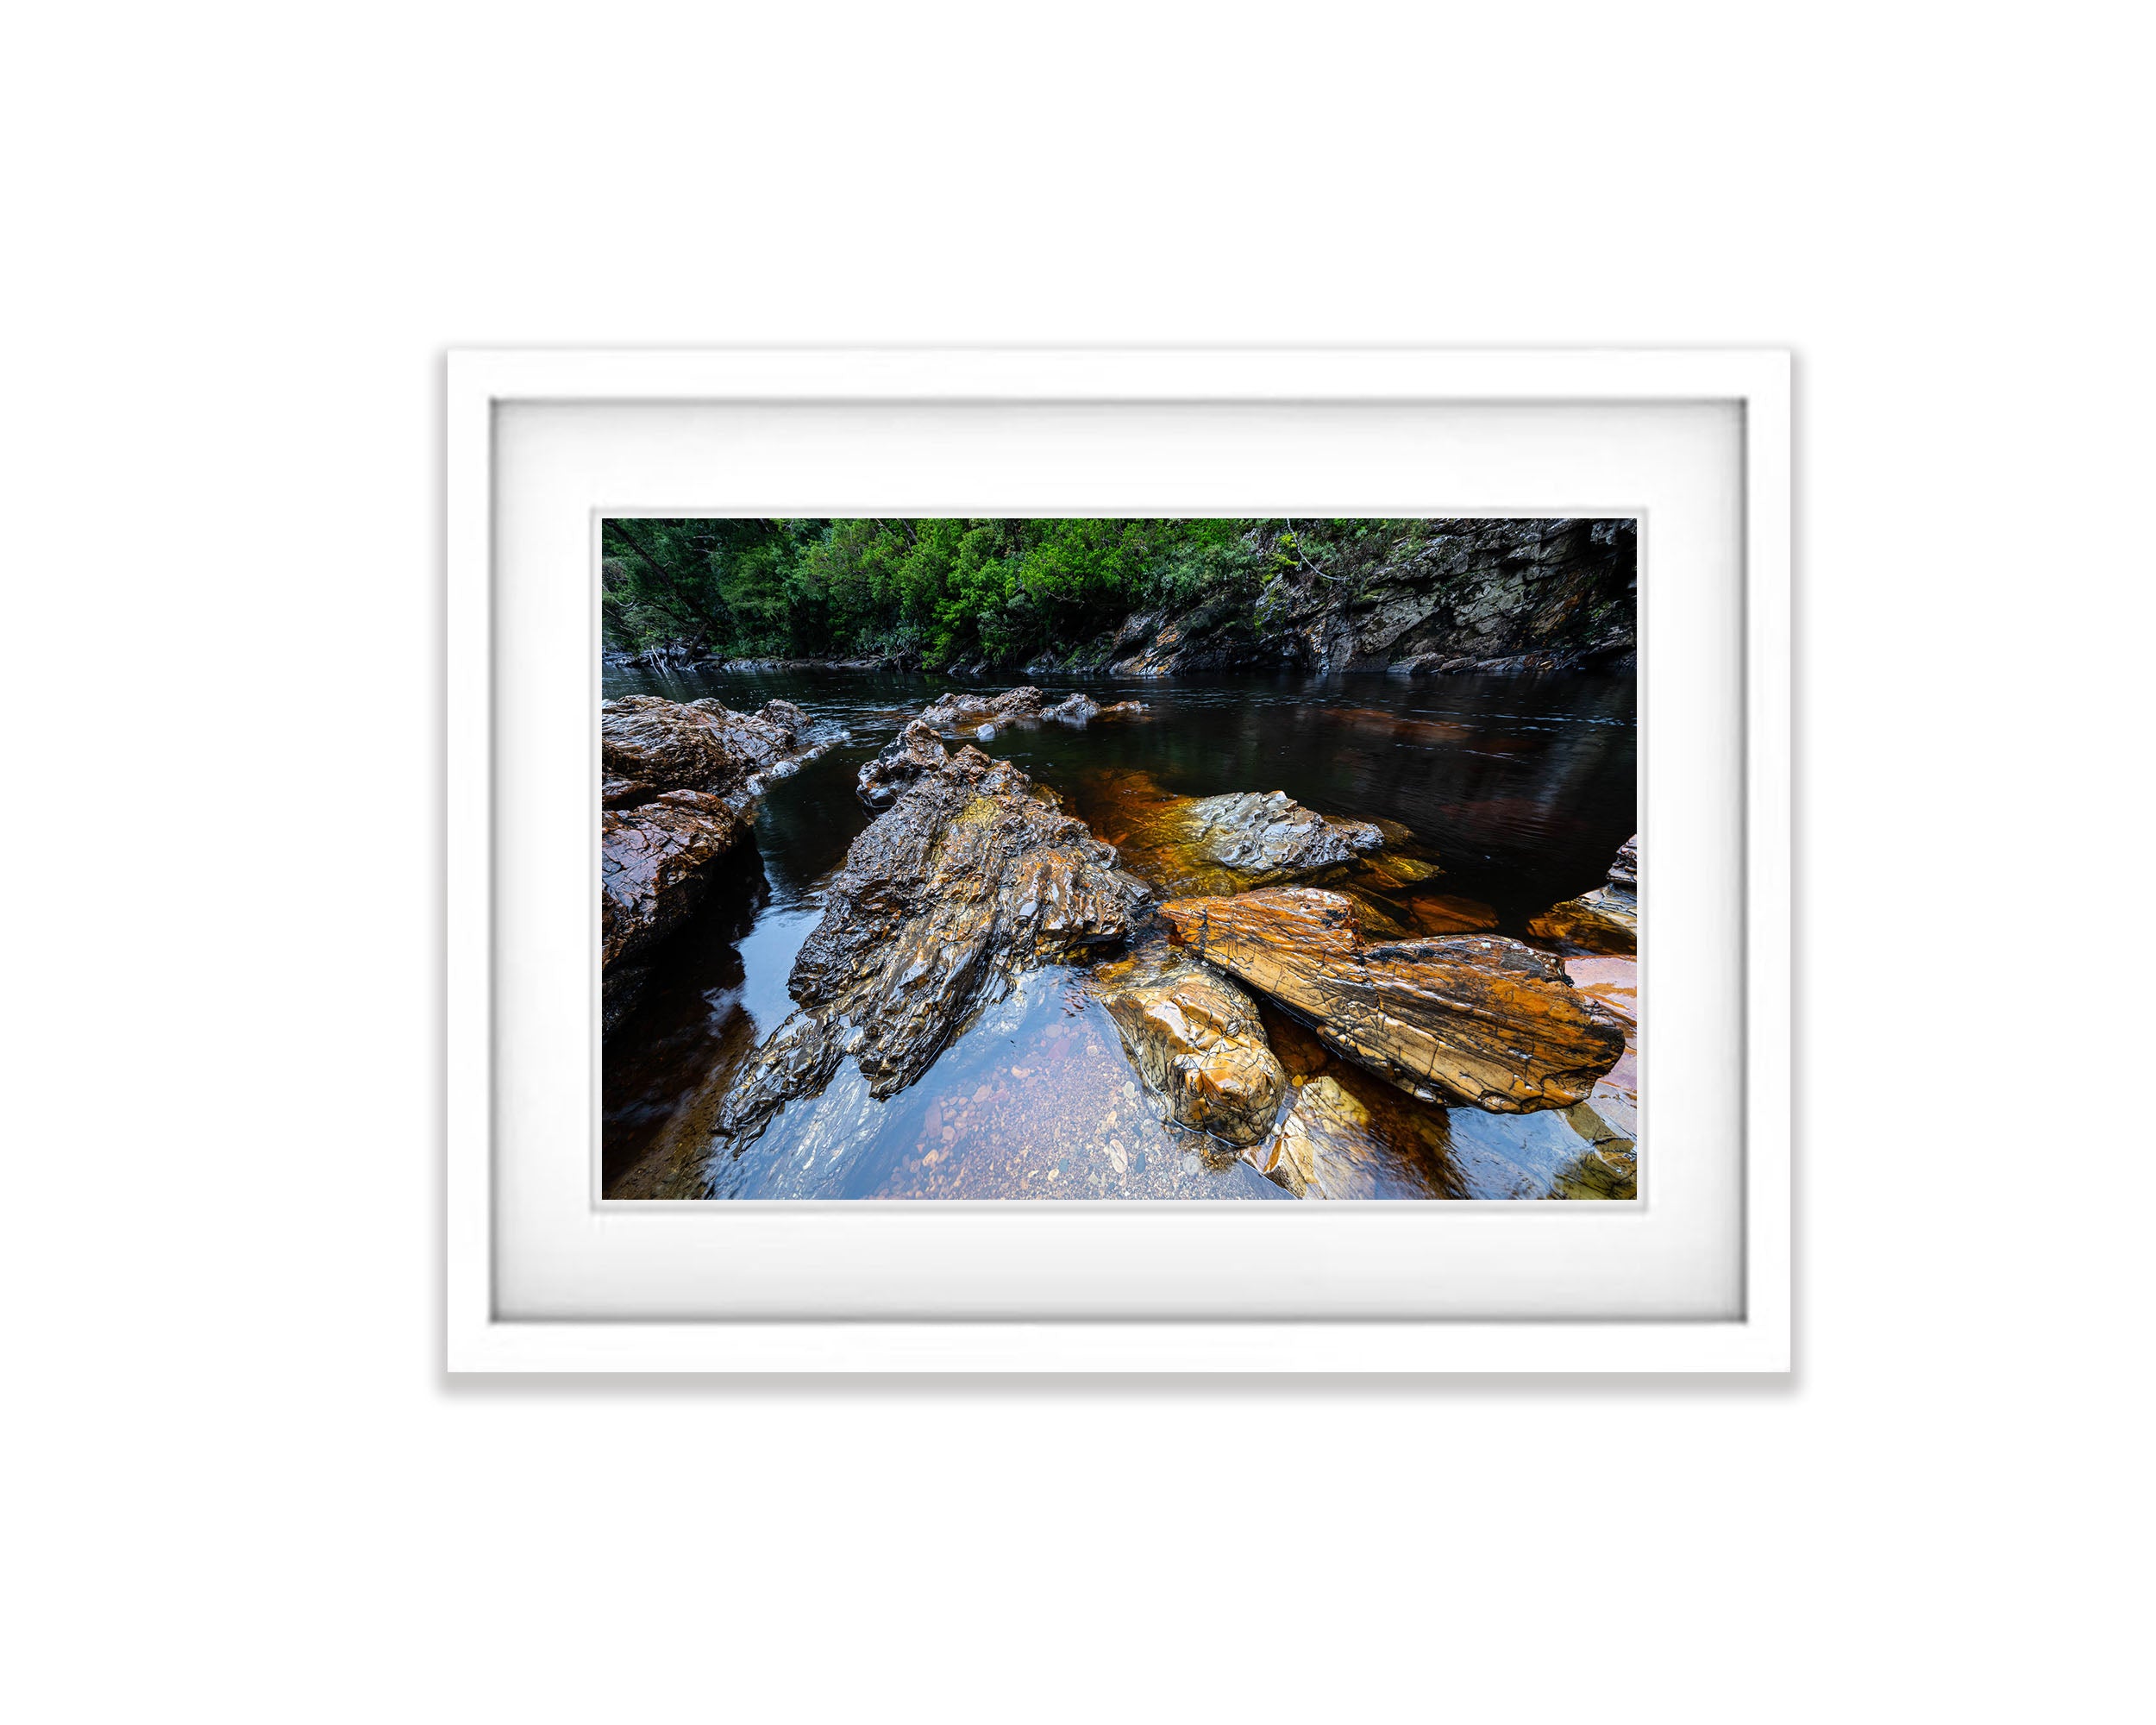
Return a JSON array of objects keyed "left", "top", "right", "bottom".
[{"left": 448, "top": 348, "right": 1789, "bottom": 1371}]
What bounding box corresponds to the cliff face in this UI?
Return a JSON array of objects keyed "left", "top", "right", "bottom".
[{"left": 1042, "top": 518, "right": 1635, "bottom": 679}]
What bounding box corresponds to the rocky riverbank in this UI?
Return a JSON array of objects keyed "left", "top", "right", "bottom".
[
  {"left": 599, "top": 694, "right": 837, "bottom": 1026},
  {"left": 608, "top": 518, "right": 1636, "bottom": 681},
  {"left": 604, "top": 686, "right": 1643, "bottom": 1201}
]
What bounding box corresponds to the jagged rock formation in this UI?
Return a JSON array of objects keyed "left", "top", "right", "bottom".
[
  {"left": 601, "top": 694, "right": 815, "bottom": 801},
  {"left": 599, "top": 695, "right": 826, "bottom": 1026},
  {"left": 1042, "top": 691, "right": 1100, "bottom": 724},
  {"left": 1040, "top": 691, "right": 1144, "bottom": 724},
  {"left": 1075, "top": 519, "right": 1634, "bottom": 677},
  {"left": 1083, "top": 769, "right": 1394, "bottom": 900},
  {"left": 1527, "top": 832, "right": 1639, "bottom": 955},
  {"left": 1158, "top": 888, "right": 1626, "bottom": 1113},
  {"left": 714, "top": 747, "right": 1148, "bottom": 1151},
  {"left": 1095, "top": 961, "right": 1287, "bottom": 1147},
  {"left": 917, "top": 685, "right": 1044, "bottom": 732},
  {"left": 856, "top": 719, "right": 949, "bottom": 809}
]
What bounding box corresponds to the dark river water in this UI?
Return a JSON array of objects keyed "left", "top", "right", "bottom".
[{"left": 602, "top": 665, "right": 1637, "bottom": 1201}]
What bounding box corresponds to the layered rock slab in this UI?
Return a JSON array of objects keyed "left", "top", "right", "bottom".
[
  {"left": 599, "top": 695, "right": 825, "bottom": 1026},
  {"left": 600, "top": 694, "right": 813, "bottom": 800},
  {"left": 1526, "top": 832, "right": 1639, "bottom": 955},
  {"left": 1158, "top": 888, "right": 1626, "bottom": 1113},
  {"left": 714, "top": 747, "right": 1147, "bottom": 1151}
]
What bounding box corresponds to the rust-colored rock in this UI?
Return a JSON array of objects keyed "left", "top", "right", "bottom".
[
  {"left": 1098, "top": 963, "right": 1287, "bottom": 1146},
  {"left": 1261, "top": 1071, "right": 1463, "bottom": 1199},
  {"left": 1159, "top": 888, "right": 1626, "bottom": 1113},
  {"left": 856, "top": 718, "right": 948, "bottom": 808},
  {"left": 715, "top": 748, "right": 1147, "bottom": 1149},
  {"left": 1405, "top": 892, "right": 1501, "bottom": 936},
  {"left": 1526, "top": 833, "right": 1638, "bottom": 955}
]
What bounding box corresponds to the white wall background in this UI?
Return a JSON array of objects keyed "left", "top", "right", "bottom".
[{"left": 4, "top": 4, "right": 2144, "bottom": 1721}]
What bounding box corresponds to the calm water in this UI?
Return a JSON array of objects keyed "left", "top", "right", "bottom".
[{"left": 602, "top": 665, "right": 1636, "bottom": 1199}]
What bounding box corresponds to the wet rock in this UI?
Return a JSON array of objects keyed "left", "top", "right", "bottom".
[
  {"left": 624, "top": 637, "right": 706, "bottom": 669},
  {"left": 600, "top": 694, "right": 813, "bottom": 802},
  {"left": 1405, "top": 892, "right": 1501, "bottom": 936},
  {"left": 1043, "top": 691, "right": 1100, "bottom": 724},
  {"left": 1527, "top": 833, "right": 1639, "bottom": 955},
  {"left": 1159, "top": 888, "right": 1627, "bottom": 1113},
  {"left": 1083, "top": 768, "right": 1393, "bottom": 899},
  {"left": 1261, "top": 1071, "right": 1462, "bottom": 1199},
  {"left": 600, "top": 791, "right": 745, "bottom": 1026},
  {"left": 599, "top": 696, "right": 825, "bottom": 1024},
  {"left": 1041, "top": 692, "right": 1144, "bottom": 725},
  {"left": 1187, "top": 792, "right": 1382, "bottom": 878},
  {"left": 602, "top": 777, "right": 658, "bottom": 809},
  {"left": 916, "top": 685, "right": 1044, "bottom": 733},
  {"left": 1560, "top": 952, "right": 1639, "bottom": 1151},
  {"left": 1098, "top": 963, "right": 1287, "bottom": 1146},
  {"left": 856, "top": 718, "right": 949, "bottom": 808},
  {"left": 715, "top": 747, "right": 1147, "bottom": 1150}
]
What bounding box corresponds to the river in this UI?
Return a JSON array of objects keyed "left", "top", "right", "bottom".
[{"left": 602, "top": 665, "right": 1638, "bottom": 1201}]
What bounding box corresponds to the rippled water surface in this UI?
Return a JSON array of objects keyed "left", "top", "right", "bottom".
[{"left": 602, "top": 666, "right": 1636, "bottom": 1199}]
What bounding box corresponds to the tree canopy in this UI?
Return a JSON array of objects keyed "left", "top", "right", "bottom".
[{"left": 601, "top": 517, "right": 1322, "bottom": 667}]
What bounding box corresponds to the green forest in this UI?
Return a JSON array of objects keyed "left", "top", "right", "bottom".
[{"left": 602, "top": 518, "right": 1421, "bottom": 668}]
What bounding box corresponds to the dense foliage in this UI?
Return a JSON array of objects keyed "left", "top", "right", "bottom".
[{"left": 601, "top": 518, "right": 1416, "bottom": 667}]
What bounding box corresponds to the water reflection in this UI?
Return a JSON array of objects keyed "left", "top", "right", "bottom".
[{"left": 602, "top": 665, "right": 1638, "bottom": 1200}]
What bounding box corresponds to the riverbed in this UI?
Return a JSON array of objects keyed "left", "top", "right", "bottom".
[{"left": 601, "top": 665, "right": 1638, "bottom": 1200}]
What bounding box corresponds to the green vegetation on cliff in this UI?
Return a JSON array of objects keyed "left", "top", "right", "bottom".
[{"left": 603, "top": 518, "right": 1429, "bottom": 668}]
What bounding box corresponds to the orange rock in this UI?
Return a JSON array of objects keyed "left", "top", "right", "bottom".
[
  {"left": 1527, "top": 834, "right": 1639, "bottom": 955},
  {"left": 1100, "top": 964, "right": 1287, "bottom": 1146},
  {"left": 1159, "top": 888, "right": 1626, "bottom": 1113},
  {"left": 1406, "top": 892, "right": 1501, "bottom": 936}
]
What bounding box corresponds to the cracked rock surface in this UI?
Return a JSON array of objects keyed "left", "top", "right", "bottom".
[
  {"left": 714, "top": 745, "right": 1148, "bottom": 1153},
  {"left": 1094, "top": 958, "right": 1287, "bottom": 1147},
  {"left": 599, "top": 695, "right": 825, "bottom": 1025},
  {"left": 1159, "top": 887, "right": 1626, "bottom": 1113},
  {"left": 856, "top": 718, "right": 949, "bottom": 808}
]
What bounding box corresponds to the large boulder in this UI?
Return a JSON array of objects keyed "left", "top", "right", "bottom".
[
  {"left": 1097, "top": 963, "right": 1287, "bottom": 1146},
  {"left": 715, "top": 747, "right": 1147, "bottom": 1149},
  {"left": 600, "top": 789, "right": 744, "bottom": 1026},
  {"left": 600, "top": 694, "right": 812, "bottom": 801},
  {"left": 1158, "top": 887, "right": 1627, "bottom": 1113},
  {"left": 856, "top": 718, "right": 948, "bottom": 808},
  {"left": 1085, "top": 769, "right": 1392, "bottom": 899},
  {"left": 599, "top": 695, "right": 824, "bottom": 1024},
  {"left": 1527, "top": 833, "right": 1639, "bottom": 955}
]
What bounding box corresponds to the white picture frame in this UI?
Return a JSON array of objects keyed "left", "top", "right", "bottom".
[{"left": 448, "top": 348, "right": 1790, "bottom": 1373}]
